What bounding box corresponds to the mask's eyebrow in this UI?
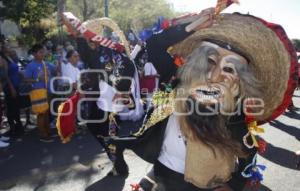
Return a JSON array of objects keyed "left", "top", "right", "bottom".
[
  {"left": 225, "top": 56, "right": 245, "bottom": 66},
  {"left": 225, "top": 56, "right": 250, "bottom": 76},
  {"left": 201, "top": 46, "right": 220, "bottom": 58}
]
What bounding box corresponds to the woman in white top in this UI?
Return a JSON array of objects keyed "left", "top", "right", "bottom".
[
  {"left": 143, "top": 61, "right": 159, "bottom": 108},
  {"left": 61, "top": 50, "right": 81, "bottom": 91}
]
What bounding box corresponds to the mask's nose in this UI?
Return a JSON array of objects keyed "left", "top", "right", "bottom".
[{"left": 208, "top": 66, "right": 225, "bottom": 83}]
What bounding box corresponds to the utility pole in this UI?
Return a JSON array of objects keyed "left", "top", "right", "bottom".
[
  {"left": 57, "top": 0, "right": 66, "bottom": 44},
  {"left": 104, "top": 0, "right": 109, "bottom": 17}
]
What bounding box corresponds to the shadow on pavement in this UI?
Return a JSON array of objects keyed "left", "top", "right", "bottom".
[
  {"left": 260, "top": 143, "right": 299, "bottom": 170},
  {"left": 259, "top": 137, "right": 299, "bottom": 170},
  {"left": 85, "top": 175, "right": 127, "bottom": 191},
  {"left": 269, "top": 120, "right": 300, "bottom": 141},
  {"left": 0, "top": 128, "right": 103, "bottom": 183},
  {"left": 284, "top": 110, "right": 300, "bottom": 121},
  {"left": 261, "top": 119, "right": 300, "bottom": 170}
]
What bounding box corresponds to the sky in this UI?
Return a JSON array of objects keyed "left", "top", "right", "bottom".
[{"left": 167, "top": 0, "right": 300, "bottom": 39}]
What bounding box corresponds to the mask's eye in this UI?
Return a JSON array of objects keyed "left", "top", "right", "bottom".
[
  {"left": 222, "top": 66, "right": 235, "bottom": 74},
  {"left": 208, "top": 57, "right": 217, "bottom": 66}
]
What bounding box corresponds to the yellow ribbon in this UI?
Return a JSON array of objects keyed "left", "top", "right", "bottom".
[
  {"left": 247, "top": 121, "right": 265, "bottom": 148},
  {"left": 248, "top": 121, "right": 265, "bottom": 134}
]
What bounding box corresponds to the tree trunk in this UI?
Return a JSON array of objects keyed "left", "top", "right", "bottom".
[
  {"left": 57, "top": 0, "right": 66, "bottom": 26},
  {"left": 82, "top": 0, "right": 88, "bottom": 21}
]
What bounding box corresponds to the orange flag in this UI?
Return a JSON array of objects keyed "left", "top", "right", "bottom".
[{"left": 56, "top": 92, "right": 80, "bottom": 143}]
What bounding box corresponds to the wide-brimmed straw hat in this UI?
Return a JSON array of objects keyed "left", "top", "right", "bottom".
[
  {"left": 170, "top": 13, "right": 297, "bottom": 122},
  {"left": 83, "top": 17, "right": 131, "bottom": 57}
]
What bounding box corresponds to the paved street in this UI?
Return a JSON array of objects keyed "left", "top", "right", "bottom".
[{"left": 1, "top": 92, "right": 300, "bottom": 191}]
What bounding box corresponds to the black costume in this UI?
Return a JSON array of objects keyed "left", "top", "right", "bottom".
[
  {"left": 76, "top": 38, "right": 135, "bottom": 164},
  {"left": 143, "top": 23, "right": 193, "bottom": 87}
]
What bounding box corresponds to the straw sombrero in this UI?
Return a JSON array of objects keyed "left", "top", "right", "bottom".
[
  {"left": 83, "top": 17, "right": 131, "bottom": 57},
  {"left": 170, "top": 13, "right": 298, "bottom": 122}
]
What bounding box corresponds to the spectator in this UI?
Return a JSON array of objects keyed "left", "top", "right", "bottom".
[
  {"left": 27, "top": 48, "right": 34, "bottom": 62},
  {"left": 61, "top": 50, "right": 81, "bottom": 92},
  {"left": 63, "top": 41, "right": 74, "bottom": 62},
  {"left": 137, "top": 50, "right": 160, "bottom": 108},
  {"left": 142, "top": 61, "right": 159, "bottom": 109},
  {"left": 24, "top": 44, "right": 57, "bottom": 142},
  {"left": 111, "top": 32, "right": 120, "bottom": 43},
  {"left": 53, "top": 44, "right": 65, "bottom": 64},
  {"left": 45, "top": 40, "right": 53, "bottom": 51},
  {"left": 77, "top": 59, "right": 85, "bottom": 70},
  {"left": 0, "top": 43, "right": 24, "bottom": 138},
  {"left": 0, "top": 51, "right": 10, "bottom": 148},
  {"left": 128, "top": 29, "right": 137, "bottom": 46},
  {"left": 44, "top": 47, "right": 56, "bottom": 65}
]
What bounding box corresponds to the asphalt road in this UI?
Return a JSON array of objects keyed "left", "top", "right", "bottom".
[{"left": 0, "top": 91, "right": 300, "bottom": 191}]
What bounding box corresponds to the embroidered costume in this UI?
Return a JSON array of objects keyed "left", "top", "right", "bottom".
[{"left": 111, "top": 10, "right": 297, "bottom": 191}]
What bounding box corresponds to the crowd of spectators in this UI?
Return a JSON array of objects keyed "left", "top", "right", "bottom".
[
  {"left": 0, "top": 37, "right": 87, "bottom": 147},
  {"left": 0, "top": 30, "right": 158, "bottom": 148}
]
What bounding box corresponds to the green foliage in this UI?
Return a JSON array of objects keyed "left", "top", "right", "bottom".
[
  {"left": 110, "top": 0, "right": 176, "bottom": 32},
  {"left": 1, "top": 0, "right": 57, "bottom": 46},
  {"left": 1, "top": 0, "right": 56, "bottom": 27},
  {"left": 65, "top": 0, "right": 177, "bottom": 32},
  {"left": 66, "top": 0, "right": 103, "bottom": 21},
  {"left": 0, "top": 0, "right": 177, "bottom": 46}
]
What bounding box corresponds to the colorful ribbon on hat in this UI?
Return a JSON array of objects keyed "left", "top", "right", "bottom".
[{"left": 139, "top": 17, "right": 170, "bottom": 42}]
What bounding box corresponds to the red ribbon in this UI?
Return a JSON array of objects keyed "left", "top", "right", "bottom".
[{"left": 62, "top": 12, "right": 125, "bottom": 53}]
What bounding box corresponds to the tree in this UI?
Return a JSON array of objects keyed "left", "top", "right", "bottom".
[
  {"left": 65, "top": 0, "right": 177, "bottom": 32},
  {"left": 66, "top": 0, "right": 103, "bottom": 21},
  {"left": 0, "top": 0, "right": 177, "bottom": 45},
  {"left": 0, "top": 0, "right": 57, "bottom": 45},
  {"left": 109, "top": 0, "right": 176, "bottom": 32},
  {"left": 1, "top": 0, "right": 56, "bottom": 26}
]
